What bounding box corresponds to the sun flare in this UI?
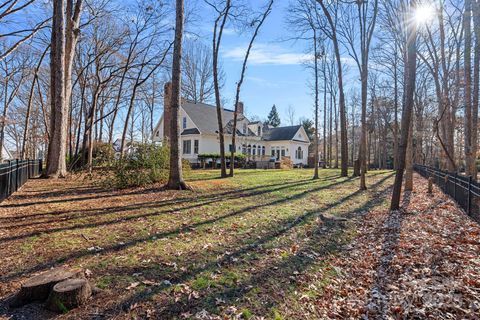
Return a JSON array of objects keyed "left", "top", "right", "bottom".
[{"left": 414, "top": 3, "right": 435, "bottom": 25}]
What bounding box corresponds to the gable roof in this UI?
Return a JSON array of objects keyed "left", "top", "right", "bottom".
[
  {"left": 176, "top": 101, "right": 309, "bottom": 143},
  {"left": 181, "top": 128, "right": 201, "bottom": 135},
  {"left": 182, "top": 100, "right": 236, "bottom": 135},
  {"left": 262, "top": 125, "right": 304, "bottom": 141}
]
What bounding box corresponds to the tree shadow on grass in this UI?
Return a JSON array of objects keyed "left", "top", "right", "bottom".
[
  {"left": 0, "top": 178, "right": 328, "bottom": 242},
  {"left": 2, "top": 171, "right": 344, "bottom": 210},
  {"left": 96, "top": 174, "right": 394, "bottom": 319},
  {"left": 0, "top": 173, "right": 394, "bottom": 319},
  {"left": 0, "top": 177, "right": 322, "bottom": 222},
  {"left": 0, "top": 175, "right": 364, "bottom": 284}
]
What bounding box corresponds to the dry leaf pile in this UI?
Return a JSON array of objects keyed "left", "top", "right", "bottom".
[{"left": 312, "top": 175, "right": 480, "bottom": 319}]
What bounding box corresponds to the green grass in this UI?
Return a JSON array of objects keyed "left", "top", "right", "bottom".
[{"left": 2, "top": 168, "right": 394, "bottom": 319}]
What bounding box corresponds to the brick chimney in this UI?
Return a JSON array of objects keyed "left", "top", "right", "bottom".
[
  {"left": 163, "top": 82, "right": 172, "bottom": 142},
  {"left": 237, "top": 101, "right": 244, "bottom": 115}
]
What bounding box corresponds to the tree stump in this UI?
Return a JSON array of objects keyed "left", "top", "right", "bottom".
[
  {"left": 10, "top": 268, "right": 77, "bottom": 307},
  {"left": 46, "top": 278, "right": 92, "bottom": 313}
]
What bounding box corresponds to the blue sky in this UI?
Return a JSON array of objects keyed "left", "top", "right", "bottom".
[{"left": 193, "top": 1, "right": 317, "bottom": 125}]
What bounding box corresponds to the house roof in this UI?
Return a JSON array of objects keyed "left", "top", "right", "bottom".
[
  {"left": 262, "top": 125, "right": 304, "bottom": 141},
  {"left": 181, "top": 128, "right": 201, "bottom": 135},
  {"left": 182, "top": 101, "right": 235, "bottom": 135},
  {"left": 178, "top": 102, "right": 309, "bottom": 143}
]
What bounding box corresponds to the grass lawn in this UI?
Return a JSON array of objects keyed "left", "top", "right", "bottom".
[{"left": 0, "top": 169, "right": 395, "bottom": 319}]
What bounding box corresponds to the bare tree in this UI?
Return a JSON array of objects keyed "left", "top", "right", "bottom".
[
  {"left": 208, "top": 0, "right": 232, "bottom": 178},
  {"left": 0, "top": 0, "right": 50, "bottom": 62},
  {"left": 288, "top": 0, "right": 324, "bottom": 179},
  {"left": 229, "top": 0, "right": 274, "bottom": 177},
  {"left": 316, "top": 0, "right": 348, "bottom": 177},
  {"left": 21, "top": 46, "right": 48, "bottom": 159},
  {"left": 391, "top": 1, "right": 417, "bottom": 211},
  {"left": 465, "top": 0, "right": 476, "bottom": 177},
  {"left": 46, "top": 0, "right": 83, "bottom": 178},
  {"left": 167, "top": 0, "right": 188, "bottom": 190},
  {"left": 339, "top": 0, "right": 379, "bottom": 190},
  {"left": 182, "top": 40, "right": 217, "bottom": 103},
  {"left": 286, "top": 104, "right": 296, "bottom": 126}
]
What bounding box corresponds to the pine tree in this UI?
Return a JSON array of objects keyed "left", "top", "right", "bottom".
[{"left": 266, "top": 104, "right": 281, "bottom": 127}]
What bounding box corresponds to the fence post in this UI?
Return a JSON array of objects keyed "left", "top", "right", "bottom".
[
  {"left": 16, "top": 159, "right": 19, "bottom": 191},
  {"left": 453, "top": 172, "right": 457, "bottom": 201},
  {"left": 6, "top": 160, "right": 11, "bottom": 196},
  {"left": 468, "top": 176, "right": 472, "bottom": 216}
]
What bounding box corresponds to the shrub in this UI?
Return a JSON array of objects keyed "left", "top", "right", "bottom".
[
  {"left": 92, "top": 142, "right": 115, "bottom": 167},
  {"left": 108, "top": 144, "right": 191, "bottom": 188},
  {"left": 198, "top": 153, "right": 247, "bottom": 168}
]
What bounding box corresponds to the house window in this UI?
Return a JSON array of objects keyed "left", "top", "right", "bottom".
[
  {"left": 183, "top": 140, "right": 191, "bottom": 154},
  {"left": 194, "top": 140, "right": 199, "bottom": 154},
  {"left": 271, "top": 149, "right": 275, "bottom": 156},
  {"left": 243, "top": 123, "right": 247, "bottom": 134},
  {"left": 281, "top": 148, "right": 286, "bottom": 157},
  {"left": 156, "top": 130, "right": 160, "bottom": 137},
  {"left": 257, "top": 146, "right": 261, "bottom": 156},
  {"left": 262, "top": 146, "right": 266, "bottom": 155},
  {"left": 252, "top": 145, "right": 256, "bottom": 156},
  {"left": 229, "top": 144, "right": 234, "bottom": 152},
  {"left": 182, "top": 117, "right": 187, "bottom": 129},
  {"left": 257, "top": 126, "right": 261, "bottom": 136},
  {"left": 296, "top": 147, "right": 303, "bottom": 159}
]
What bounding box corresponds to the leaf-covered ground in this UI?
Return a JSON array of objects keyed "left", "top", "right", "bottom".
[{"left": 0, "top": 169, "right": 478, "bottom": 319}]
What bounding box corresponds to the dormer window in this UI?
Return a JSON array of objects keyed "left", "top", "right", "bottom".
[
  {"left": 182, "top": 117, "right": 187, "bottom": 129},
  {"left": 257, "top": 126, "right": 261, "bottom": 136},
  {"left": 243, "top": 123, "right": 247, "bottom": 134}
]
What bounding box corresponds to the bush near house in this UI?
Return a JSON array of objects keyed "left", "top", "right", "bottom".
[
  {"left": 197, "top": 153, "right": 247, "bottom": 169},
  {"left": 108, "top": 144, "right": 191, "bottom": 188}
]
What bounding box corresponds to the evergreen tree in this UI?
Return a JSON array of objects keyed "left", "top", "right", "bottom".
[
  {"left": 266, "top": 104, "right": 281, "bottom": 127},
  {"left": 300, "top": 118, "right": 315, "bottom": 141}
]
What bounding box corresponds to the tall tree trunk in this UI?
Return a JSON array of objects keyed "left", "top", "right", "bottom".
[
  {"left": 391, "top": 8, "right": 417, "bottom": 210},
  {"left": 405, "top": 120, "right": 413, "bottom": 191},
  {"left": 212, "top": 0, "right": 231, "bottom": 178},
  {"left": 46, "top": 0, "right": 82, "bottom": 178},
  {"left": 167, "top": 0, "right": 187, "bottom": 190},
  {"left": 351, "top": 105, "right": 355, "bottom": 167},
  {"left": 22, "top": 47, "right": 48, "bottom": 159},
  {"left": 313, "top": 30, "right": 320, "bottom": 179},
  {"left": 465, "top": 0, "right": 475, "bottom": 177},
  {"left": 229, "top": 0, "right": 273, "bottom": 177},
  {"left": 317, "top": 0, "right": 348, "bottom": 177},
  {"left": 473, "top": 0, "right": 480, "bottom": 179},
  {"left": 323, "top": 64, "right": 327, "bottom": 169},
  {"left": 393, "top": 41, "right": 399, "bottom": 170},
  {"left": 334, "top": 93, "right": 339, "bottom": 169},
  {"left": 328, "top": 89, "right": 332, "bottom": 167},
  {"left": 46, "top": 0, "right": 67, "bottom": 178},
  {"left": 359, "top": 65, "right": 368, "bottom": 190}
]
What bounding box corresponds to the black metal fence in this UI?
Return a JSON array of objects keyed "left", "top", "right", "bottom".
[
  {"left": 414, "top": 164, "right": 480, "bottom": 222},
  {"left": 0, "top": 159, "right": 42, "bottom": 202}
]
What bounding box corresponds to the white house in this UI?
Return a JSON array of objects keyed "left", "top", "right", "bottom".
[{"left": 152, "top": 83, "right": 310, "bottom": 166}]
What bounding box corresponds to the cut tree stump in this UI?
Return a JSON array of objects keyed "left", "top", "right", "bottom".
[
  {"left": 46, "top": 278, "right": 92, "bottom": 313},
  {"left": 10, "top": 268, "right": 78, "bottom": 308}
]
